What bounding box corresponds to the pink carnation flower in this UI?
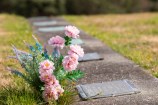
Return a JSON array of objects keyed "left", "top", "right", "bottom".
[
  {"left": 68, "top": 45, "right": 84, "bottom": 57},
  {"left": 62, "top": 54, "right": 79, "bottom": 71},
  {"left": 43, "top": 83, "right": 64, "bottom": 101},
  {"left": 39, "top": 73, "right": 57, "bottom": 84},
  {"left": 48, "top": 36, "right": 65, "bottom": 49},
  {"left": 65, "top": 26, "right": 80, "bottom": 38},
  {"left": 39, "top": 60, "right": 55, "bottom": 71},
  {"left": 42, "top": 85, "right": 59, "bottom": 101},
  {"left": 54, "top": 83, "right": 64, "bottom": 95},
  {"left": 39, "top": 68, "right": 53, "bottom": 75}
]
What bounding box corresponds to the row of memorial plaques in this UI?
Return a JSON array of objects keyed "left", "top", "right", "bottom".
[{"left": 32, "top": 19, "right": 140, "bottom": 100}]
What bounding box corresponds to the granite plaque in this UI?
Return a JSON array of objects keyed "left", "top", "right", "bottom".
[
  {"left": 33, "top": 21, "right": 57, "bottom": 26},
  {"left": 78, "top": 53, "right": 103, "bottom": 62},
  {"left": 76, "top": 79, "right": 140, "bottom": 100},
  {"left": 71, "top": 39, "right": 84, "bottom": 45},
  {"left": 38, "top": 26, "right": 65, "bottom": 32}
]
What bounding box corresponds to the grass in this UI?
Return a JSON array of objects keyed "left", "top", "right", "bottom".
[
  {"left": 64, "top": 13, "right": 158, "bottom": 76},
  {"left": 2, "top": 12, "right": 158, "bottom": 104},
  {"left": 0, "top": 79, "right": 43, "bottom": 105},
  {"left": 0, "top": 14, "right": 41, "bottom": 105},
  {"left": 0, "top": 14, "right": 34, "bottom": 85},
  {"left": 0, "top": 14, "right": 75, "bottom": 105},
  {"left": 0, "top": 14, "right": 34, "bottom": 79}
]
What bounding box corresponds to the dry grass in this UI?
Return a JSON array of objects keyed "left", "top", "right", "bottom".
[
  {"left": 0, "top": 29, "right": 13, "bottom": 86},
  {"left": 0, "top": 14, "right": 36, "bottom": 73},
  {"left": 64, "top": 13, "right": 158, "bottom": 76}
]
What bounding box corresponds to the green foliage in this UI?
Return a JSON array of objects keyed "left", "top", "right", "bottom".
[
  {"left": 66, "top": 70, "right": 84, "bottom": 81},
  {"left": 64, "top": 36, "right": 72, "bottom": 46},
  {"left": 55, "top": 0, "right": 67, "bottom": 14},
  {"left": 0, "top": 0, "right": 62, "bottom": 17},
  {"left": 1, "top": 0, "right": 158, "bottom": 16},
  {"left": 54, "top": 68, "right": 67, "bottom": 81},
  {"left": 65, "top": 0, "right": 152, "bottom": 14},
  {"left": 11, "top": 40, "right": 46, "bottom": 91}
]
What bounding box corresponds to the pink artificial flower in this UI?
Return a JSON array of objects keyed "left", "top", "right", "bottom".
[
  {"left": 48, "top": 36, "right": 65, "bottom": 49},
  {"left": 42, "top": 83, "right": 64, "bottom": 101},
  {"left": 69, "top": 53, "right": 79, "bottom": 61},
  {"left": 39, "top": 68, "right": 53, "bottom": 75},
  {"left": 65, "top": 26, "right": 80, "bottom": 38},
  {"left": 68, "top": 45, "right": 84, "bottom": 57},
  {"left": 39, "top": 73, "right": 57, "bottom": 84},
  {"left": 39, "top": 60, "right": 55, "bottom": 71},
  {"left": 54, "top": 83, "right": 64, "bottom": 95},
  {"left": 62, "top": 54, "right": 79, "bottom": 71},
  {"left": 42, "top": 85, "right": 59, "bottom": 101}
]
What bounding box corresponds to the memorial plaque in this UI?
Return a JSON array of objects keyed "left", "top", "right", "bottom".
[
  {"left": 38, "top": 26, "right": 65, "bottom": 32},
  {"left": 33, "top": 21, "right": 57, "bottom": 26},
  {"left": 78, "top": 53, "right": 103, "bottom": 62},
  {"left": 76, "top": 79, "right": 140, "bottom": 100},
  {"left": 71, "top": 39, "right": 84, "bottom": 45}
]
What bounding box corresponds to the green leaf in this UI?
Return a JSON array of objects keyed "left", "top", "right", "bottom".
[
  {"left": 64, "top": 36, "right": 72, "bottom": 46},
  {"left": 40, "top": 86, "right": 44, "bottom": 91},
  {"left": 54, "top": 68, "right": 67, "bottom": 81},
  {"left": 58, "top": 55, "right": 64, "bottom": 65},
  {"left": 66, "top": 70, "right": 84, "bottom": 81}
]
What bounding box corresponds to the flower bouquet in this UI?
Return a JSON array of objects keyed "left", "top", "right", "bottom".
[{"left": 8, "top": 26, "right": 84, "bottom": 104}]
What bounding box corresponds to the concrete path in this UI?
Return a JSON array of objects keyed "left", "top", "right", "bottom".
[{"left": 29, "top": 17, "right": 158, "bottom": 105}]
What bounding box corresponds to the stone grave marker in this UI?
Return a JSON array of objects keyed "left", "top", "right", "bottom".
[
  {"left": 38, "top": 26, "right": 65, "bottom": 32},
  {"left": 33, "top": 21, "right": 57, "bottom": 26},
  {"left": 76, "top": 79, "right": 140, "bottom": 100},
  {"left": 78, "top": 52, "right": 103, "bottom": 62},
  {"left": 71, "top": 39, "right": 84, "bottom": 45}
]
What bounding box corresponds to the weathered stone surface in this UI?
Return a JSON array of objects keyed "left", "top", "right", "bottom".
[
  {"left": 33, "top": 21, "right": 57, "bottom": 26},
  {"left": 38, "top": 26, "right": 65, "bottom": 32},
  {"left": 71, "top": 39, "right": 84, "bottom": 45},
  {"left": 78, "top": 53, "right": 103, "bottom": 62},
  {"left": 29, "top": 17, "right": 158, "bottom": 105},
  {"left": 77, "top": 79, "right": 140, "bottom": 100}
]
